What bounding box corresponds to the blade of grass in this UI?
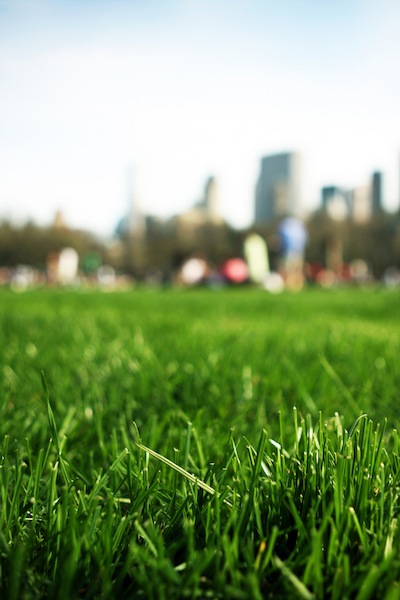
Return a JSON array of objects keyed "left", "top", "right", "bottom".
[
  {"left": 273, "top": 555, "right": 315, "bottom": 599},
  {"left": 320, "top": 355, "right": 361, "bottom": 417},
  {"left": 135, "top": 441, "right": 230, "bottom": 504}
]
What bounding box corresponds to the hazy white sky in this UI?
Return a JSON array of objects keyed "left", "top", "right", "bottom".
[{"left": 1, "top": 0, "right": 399, "bottom": 236}]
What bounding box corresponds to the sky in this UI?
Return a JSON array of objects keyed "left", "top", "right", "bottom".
[{"left": 1, "top": 0, "right": 399, "bottom": 237}]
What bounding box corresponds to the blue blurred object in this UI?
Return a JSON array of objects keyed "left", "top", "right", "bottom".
[{"left": 278, "top": 217, "right": 307, "bottom": 254}]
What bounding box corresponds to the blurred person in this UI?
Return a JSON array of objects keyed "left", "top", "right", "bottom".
[{"left": 278, "top": 217, "right": 308, "bottom": 290}]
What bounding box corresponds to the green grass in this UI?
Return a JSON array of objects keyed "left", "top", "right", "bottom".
[{"left": 0, "top": 287, "right": 399, "bottom": 598}]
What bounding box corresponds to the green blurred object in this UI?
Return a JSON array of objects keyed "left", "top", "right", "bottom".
[{"left": 82, "top": 251, "right": 102, "bottom": 274}]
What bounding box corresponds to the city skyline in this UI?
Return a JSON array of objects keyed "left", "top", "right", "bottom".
[
  {"left": 255, "top": 152, "right": 302, "bottom": 225},
  {"left": 1, "top": 0, "right": 399, "bottom": 236}
]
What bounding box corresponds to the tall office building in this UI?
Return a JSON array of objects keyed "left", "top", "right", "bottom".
[
  {"left": 371, "top": 171, "right": 383, "bottom": 215},
  {"left": 351, "top": 185, "right": 371, "bottom": 223},
  {"left": 254, "top": 152, "right": 301, "bottom": 225},
  {"left": 350, "top": 171, "right": 383, "bottom": 223},
  {"left": 351, "top": 172, "right": 383, "bottom": 223}
]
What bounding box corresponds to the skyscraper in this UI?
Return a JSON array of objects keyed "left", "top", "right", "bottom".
[
  {"left": 351, "top": 185, "right": 371, "bottom": 223},
  {"left": 350, "top": 171, "right": 383, "bottom": 223},
  {"left": 371, "top": 171, "right": 382, "bottom": 216},
  {"left": 254, "top": 152, "right": 301, "bottom": 225}
]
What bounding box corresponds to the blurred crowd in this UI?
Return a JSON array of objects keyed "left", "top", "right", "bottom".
[{"left": 1, "top": 217, "right": 399, "bottom": 292}]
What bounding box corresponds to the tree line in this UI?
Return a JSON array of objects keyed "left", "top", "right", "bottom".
[{"left": 0, "top": 212, "right": 399, "bottom": 280}]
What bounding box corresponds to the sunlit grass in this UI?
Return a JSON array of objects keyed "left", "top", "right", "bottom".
[{"left": 0, "top": 287, "right": 399, "bottom": 598}]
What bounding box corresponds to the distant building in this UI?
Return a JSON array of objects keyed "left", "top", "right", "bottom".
[
  {"left": 254, "top": 152, "right": 301, "bottom": 225},
  {"left": 204, "top": 176, "right": 220, "bottom": 222},
  {"left": 126, "top": 165, "right": 145, "bottom": 236},
  {"left": 371, "top": 171, "right": 383, "bottom": 216},
  {"left": 115, "top": 168, "right": 146, "bottom": 235},
  {"left": 157, "top": 175, "right": 225, "bottom": 255},
  {"left": 351, "top": 185, "right": 371, "bottom": 223},
  {"left": 321, "top": 172, "right": 384, "bottom": 223},
  {"left": 321, "top": 186, "right": 351, "bottom": 220},
  {"left": 196, "top": 176, "right": 222, "bottom": 223},
  {"left": 115, "top": 166, "right": 147, "bottom": 275},
  {"left": 169, "top": 207, "right": 212, "bottom": 246},
  {"left": 352, "top": 171, "right": 382, "bottom": 222}
]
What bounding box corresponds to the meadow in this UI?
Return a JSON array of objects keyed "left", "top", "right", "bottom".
[{"left": 0, "top": 286, "right": 399, "bottom": 598}]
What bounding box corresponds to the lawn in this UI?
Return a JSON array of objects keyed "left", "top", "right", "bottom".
[{"left": 0, "top": 287, "right": 399, "bottom": 598}]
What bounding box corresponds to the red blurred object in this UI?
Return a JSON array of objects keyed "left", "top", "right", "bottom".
[{"left": 221, "top": 258, "right": 248, "bottom": 283}]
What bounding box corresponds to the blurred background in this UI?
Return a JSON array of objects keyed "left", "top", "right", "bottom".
[{"left": 1, "top": 0, "right": 399, "bottom": 287}]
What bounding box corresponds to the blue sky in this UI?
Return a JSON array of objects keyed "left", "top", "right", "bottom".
[{"left": 1, "top": 0, "right": 399, "bottom": 235}]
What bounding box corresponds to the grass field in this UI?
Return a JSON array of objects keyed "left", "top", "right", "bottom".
[{"left": 0, "top": 287, "right": 399, "bottom": 598}]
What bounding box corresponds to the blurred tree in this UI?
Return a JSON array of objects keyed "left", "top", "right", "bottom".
[
  {"left": 1, "top": 211, "right": 398, "bottom": 281},
  {"left": 0, "top": 220, "right": 106, "bottom": 270},
  {"left": 305, "top": 212, "right": 400, "bottom": 276}
]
